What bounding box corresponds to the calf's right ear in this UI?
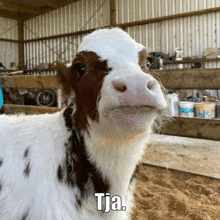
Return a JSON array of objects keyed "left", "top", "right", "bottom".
[
  {"left": 56, "top": 61, "right": 72, "bottom": 95},
  {"left": 146, "top": 56, "right": 156, "bottom": 68}
]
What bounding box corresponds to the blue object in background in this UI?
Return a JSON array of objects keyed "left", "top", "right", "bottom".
[{"left": 0, "top": 79, "right": 3, "bottom": 108}]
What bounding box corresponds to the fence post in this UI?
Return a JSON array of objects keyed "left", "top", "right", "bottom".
[{"left": 57, "top": 89, "right": 62, "bottom": 108}]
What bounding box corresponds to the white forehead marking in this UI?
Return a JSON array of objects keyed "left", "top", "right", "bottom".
[{"left": 78, "top": 28, "right": 145, "bottom": 66}]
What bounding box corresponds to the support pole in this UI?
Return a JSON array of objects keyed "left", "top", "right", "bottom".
[
  {"left": 18, "top": 20, "right": 24, "bottom": 70},
  {"left": 110, "top": 0, "right": 116, "bottom": 27}
]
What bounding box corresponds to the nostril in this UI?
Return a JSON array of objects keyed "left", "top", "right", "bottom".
[
  {"left": 113, "top": 81, "right": 127, "bottom": 92},
  {"left": 147, "top": 80, "right": 157, "bottom": 90}
]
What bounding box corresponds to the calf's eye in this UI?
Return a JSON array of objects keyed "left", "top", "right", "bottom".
[{"left": 73, "top": 63, "right": 87, "bottom": 77}]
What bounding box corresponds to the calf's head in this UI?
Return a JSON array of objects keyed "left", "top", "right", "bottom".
[{"left": 57, "top": 28, "right": 167, "bottom": 137}]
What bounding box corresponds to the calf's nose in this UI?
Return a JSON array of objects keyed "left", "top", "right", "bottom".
[{"left": 112, "top": 74, "right": 167, "bottom": 109}]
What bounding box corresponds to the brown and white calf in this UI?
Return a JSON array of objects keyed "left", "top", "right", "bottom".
[{"left": 0, "top": 28, "right": 167, "bottom": 220}]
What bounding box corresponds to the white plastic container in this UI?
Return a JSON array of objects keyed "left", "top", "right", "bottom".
[
  {"left": 175, "top": 48, "right": 183, "bottom": 69},
  {"left": 175, "top": 48, "right": 183, "bottom": 60},
  {"left": 167, "top": 93, "right": 179, "bottom": 116},
  {"left": 179, "top": 102, "right": 195, "bottom": 117}
]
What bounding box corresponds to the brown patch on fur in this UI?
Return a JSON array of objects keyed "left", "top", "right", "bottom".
[
  {"left": 56, "top": 61, "right": 72, "bottom": 95},
  {"left": 147, "top": 56, "right": 156, "bottom": 66},
  {"left": 138, "top": 48, "right": 156, "bottom": 72},
  {"left": 57, "top": 51, "right": 110, "bottom": 130},
  {"left": 138, "top": 49, "right": 147, "bottom": 72}
]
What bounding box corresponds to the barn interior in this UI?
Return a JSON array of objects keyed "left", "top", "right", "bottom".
[{"left": 0, "top": 0, "right": 220, "bottom": 219}]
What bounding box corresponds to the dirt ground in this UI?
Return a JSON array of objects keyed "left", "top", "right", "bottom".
[{"left": 132, "top": 164, "right": 220, "bottom": 220}]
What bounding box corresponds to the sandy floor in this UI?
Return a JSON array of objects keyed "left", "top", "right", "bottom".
[{"left": 132, "top": 164, "right": 220, "bottom": 220}]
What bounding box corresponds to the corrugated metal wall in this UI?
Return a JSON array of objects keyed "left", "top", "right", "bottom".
[
  {"left": 0, "top": 41, "right": 19, "bottom": 70},
  {"left": 24, "top": 34, "right": 86, "bottom": 71},
  {"left": 23, "top": 0, "right": 220, "bottom": 71},
  {"left": 117, "top": 0, "right": 220, "bottom": 23},
  {"left": 0, "top": 17, "right": 18, "bottom": 69},
  {"left": 23, "top": 0, "right": 110, "bottom": 71},
  {"left": 116, "top": 0, "right": 220, "bottom": 69},
  {"left": 0, "top": 17, "right": 18, "bottom": 40},
  {"left": 24, "top": 0, "right": 110, "bottom": 40}
]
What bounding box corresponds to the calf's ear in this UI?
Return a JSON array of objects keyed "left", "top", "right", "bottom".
[
  {"left": 146, "top": 56, "right": 156, "bottom": 67},
  {"left": 56, "top": 61, "right": 72, "bottom": 95}
]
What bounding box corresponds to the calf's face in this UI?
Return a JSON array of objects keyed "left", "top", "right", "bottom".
[{"left": 57, "top": 28, "right": 167, "bottom": 136}]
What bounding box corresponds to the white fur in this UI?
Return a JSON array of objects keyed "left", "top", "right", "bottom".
[
  {"left": 0, "top": 111, "right": 104, "bottom": 220},
  {"left": 78, "top": 28, "right": 144, "bottom": 69},
  {"left": 0, "top": 28, "right": 167, "bottom": 220}
]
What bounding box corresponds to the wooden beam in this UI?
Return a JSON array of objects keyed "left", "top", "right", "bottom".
[
  {"left": 164, "top": 58, "right": 220, "bottom": 65},
  {"left": 118, "top": 7, "right": 220, "bottom": 28},
  {"left": 1, "top": 69, "right": 220, "bottom": 90},
  {"left": 22, "top": 0, "right": 80, "bottom": 20},
  {"left": 0, "top": 9, "right": 19, "bottom": 19},
  {"left": 143, "top": 134, "right": 220, "bottom": 179},
  {"left": 160, "top": 117, "right": 220, "bottom": 141},
  {"left": 0, "top": 69, "right": 54, "bottom": 72},
  {"left": 155, "top": 68, "right": 220, "bottom": 89},
  {"left": 0, "top": 0, "right": 40, "bottom": 15},
  {"left": 0, "top": 38, "right": 19, "bottom": 43},
  {"left": 31, "top": 0, "right": 59, "bottom": 8},
  {"left": 23, "top": 27, "right": 101, "bottom": 43},
  {"left": 1, "top": 75, "right": 62, "bottom": 89},
  {"left": 3, "top": 104, "right": 61, "bottom": 115},
  {"left": 18, "top": 20, "right": 24, "bottom": 70},
  {"left": 57, "top": 0, "right": 79, "bottom": 7},
  {"left": 110, "top": 0, "right": 116, "bottom": 27}
]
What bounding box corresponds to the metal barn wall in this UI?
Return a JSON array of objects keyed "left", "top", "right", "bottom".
[
  {"left": 117, "top": 0, "right": 220, "bottom": 23},
  {"left": 23, "top": 0, "right": 110, "bottom": 70},
  {"left": 0, "top": 41, "right": 19, "bottom": 70},
  {"left": 24, "top": 34, "right": 86, "bottom": 70},
  {"left": 116, "top": 0, "right": 220, "bottom": 69},
  {"left": 0, "top": 17, "right": 18, "bottom": 69},
  {"left": 24, "top": 0, "right": 110, "bottom": 39},
  {"left": 23, "top": 0, "right": 220, "bottom": 70}
]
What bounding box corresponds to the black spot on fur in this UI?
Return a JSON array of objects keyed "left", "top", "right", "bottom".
[
  {"left": 21, "top": 210, "right": 29, "bottom": 220},
  {"left": 63, "top": 106, "right": 73, "bottom": 131},
  {"left": 75, "top": 194, "right": 82, "bottom": 209},
  {"left": 62, "top": 108, "right": 110, "bottom": 206},
  {"left": 0, "top": 159, "right": 3, "bottom": 167},
  {"left": 23, "top": 148, "right": 29, "bottom": 158},
  {"left": 23, "top": 162, "right": 30, "bottom": 177},
  {"left": 0, "top": 182, "right": 2, "bottom": 191},
  {"left": 57, "top": 165, "right": 63, "bottom": 182}
]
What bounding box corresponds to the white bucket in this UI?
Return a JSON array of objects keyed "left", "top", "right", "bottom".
[{"left": 179, "top": 102, "right": 195, "bottom": 117}]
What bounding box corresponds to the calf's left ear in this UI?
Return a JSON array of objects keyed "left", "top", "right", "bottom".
[{"left": 56, "top": 61, "right": 72, "bottom": 95}]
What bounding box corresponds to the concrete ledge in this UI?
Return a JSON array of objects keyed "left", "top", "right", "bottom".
[{"left": 142, "top": 134, "right": 220, "bottom": 179}]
